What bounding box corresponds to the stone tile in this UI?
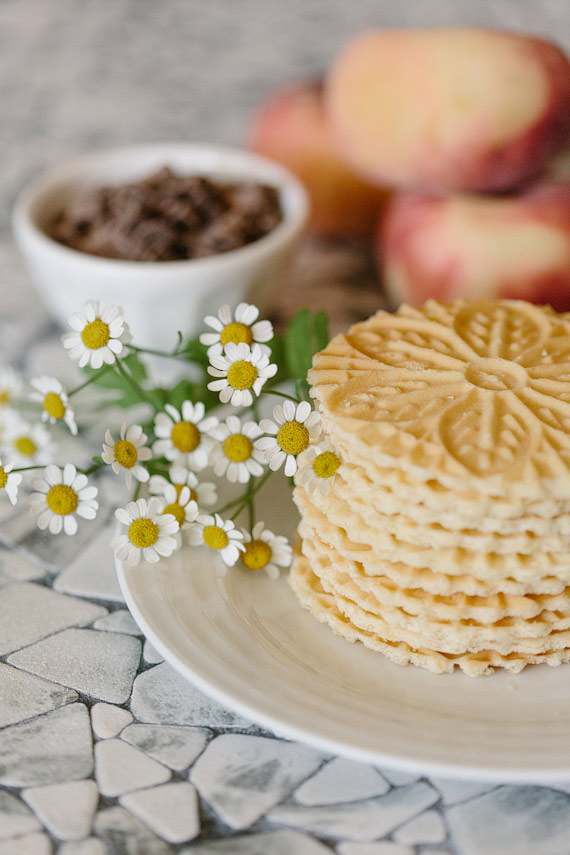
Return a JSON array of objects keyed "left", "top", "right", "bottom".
[
  {"left": 143, "top": 639, "right": 164, "bottom": 664},
  {"left": 542, "top": 781, "right": 570, "bottom": 794},
  {"left": 93, "top": 609, "right": 142, "bottom": 635},
  {"left": 121, "top": 782, "right": 200, "bottom": 844},
  {"left": 58, "top": 838, "right": 106, "bottom": 855},
  {"left": 381, "top": 768, "right": 422, "bottom": 787},
  {"left": 0, "top": 662, "right": 77, "bottom": 729},
  {"left": 417, "top": 850, "right": 452, "bottom": 855},
  {"left": 431, "top": 777, "right": 497, "bottom": 806},
  {"left": 54, "top": 525, "right": 124, "bottom": 603},
  {"left": 190, "top": 734, "right": 323, "bottom": 829},
  {"left": 122, "top": 723, "right": 209, "bottom": 771},
  {"left": 183, "top": 829, "right": 331, "bottom": 854},
  {"left": 94, "top": 805, "right": 172, "bottom": 855},
  {"left": 337, "top": 844, "right": 413, "bottom": 855},
  {"left": 447, "top": 785, "right": 570, "bottom": 855},
  {"left": 267, "top": 782, "right": 439, "bottom": 842},
  {"left": 0, "top": 792, "right": 41, "bottom": 840},
  {"left": 23, "top": 779, "right": 98, "bottom": 841},
  {"left": 0, "top": 583, "right": 106, "bottom": 656},
  {"left": 16, "top": 503, "right": 108, "bottom": 571},
  {"left": 394, "top": 810, "right": 446, "bottom": 845},
  {"left": 0, "top": 832, "right": 52, "bottom": 855},
  {"left": 91, "top": 703, "right": 133, "bottom": 739},
  {"left": 0, "top": 512, "right": 40, "bottom": 550},
  {"left": 0, "top": 703, "right": 93, "bottom": 787},
  {"left": 295, "top": 758, "right": 389, "bottom": 805},
  {"left": 0, "top": 547, "right": 45, "bottom": 587},
  {"left": 130, "top": 662, "right": 251, "bottom": 728},
  {"left": 95, "top": 738, "right": 171, "bottom": 797},
  {"left": 9, "top": 628, "right": 141, "bottom": 704}
]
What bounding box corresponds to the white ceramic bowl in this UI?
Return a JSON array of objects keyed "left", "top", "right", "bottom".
[{"left": 12, "top": 144, "right": 309, "bottom": 350}]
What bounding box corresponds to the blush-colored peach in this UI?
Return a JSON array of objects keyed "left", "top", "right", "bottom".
[
  {"left": 380, "top": 182, "right": 570, "bottom": 311},
  {"left": 326, "top": 29, "right": 570, "bottom": 193},
  {"left": 248, "top": 80, "right": 388, "bottom": 237}
]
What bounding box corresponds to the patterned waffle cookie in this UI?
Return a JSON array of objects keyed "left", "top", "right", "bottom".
[{"left": 310, "top": 300, "right": 570, "bottom": 500}]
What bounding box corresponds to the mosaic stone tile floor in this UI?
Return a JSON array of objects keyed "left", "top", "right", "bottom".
[{"left": 3, "top": 244, "right": 570, "bottom": 855}]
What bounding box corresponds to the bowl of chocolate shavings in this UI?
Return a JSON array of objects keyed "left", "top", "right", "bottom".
[{"left": 13, "top": 144, "right": 309, "bottom": 349}]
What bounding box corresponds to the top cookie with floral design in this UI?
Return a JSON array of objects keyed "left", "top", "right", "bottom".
[{"left": 309, "top": 300, "right": 570, "bottom": 499}]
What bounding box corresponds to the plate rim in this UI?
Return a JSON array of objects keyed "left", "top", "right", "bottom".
[{"left": 116, "top": 557, "right": 570, "bottom": 784}]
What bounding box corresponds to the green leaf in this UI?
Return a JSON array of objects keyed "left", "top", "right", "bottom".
[
  {"left": 81, "top": 353, "right": 152, "bottom": 409},
  {"left": 275, "top": 309, "right": 330, "bottom": 385},
  {"left": 179, "top": 336, "right": 210, "bottom": 367}
]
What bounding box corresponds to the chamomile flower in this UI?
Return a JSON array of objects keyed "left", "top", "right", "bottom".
[
  {"left": 207, "top": 342, "right": 277, "bottom": 408},
  {"left": 0, "top": 459, "right": 22, "bottom": 505},
  {"left": 62, "top": 301, "right": 131, "bottom": 369},
  {"left": 149, "top": 465, "right": 217, "bottom": 510},
  {"left": 102, "top": 423, "right": 152, "bottom": 488},
  {"left": 200, "top": 303, "right": 273, "bottom": 357},
  {"left": 111, "top": 497, "right": 179, "bottom": 567},
  {"left": 255, "top": 401, "right": 321, "bottom": 477},
  {"left": 2, "top": 416, "right": 53, "bottom": 467},
  {"left": 187, "top": 513, "right": 245, "bottom": 570},
  {"left": 209, "top": 415, "right": 265, "bottom": 483},
  {"left": 240, "top": 522, "right": 292, "bottom": 581},
  {"left": 0, "top": 365, "right": 22, "bottom": 408},
  {"left": 153, "top": 401, "right": 218, "bottom": 471},
  {"left": 30, "top": 376, "right": 78, "bottom": 435},
  {"left": 297, "top": 442, "right": 341, "bottom": 496},
  {"left": 157, "top": 483, "right": 198, "bottom": 532},
  {"left": 29, "top": 464, "right": 99, "bottom": 536}
]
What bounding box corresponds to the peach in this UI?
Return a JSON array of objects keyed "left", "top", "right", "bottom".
[
  {"left": 326, "top": 29, "right": 570, "bottom": 194},
  {"left": 247, "top": 80, "right": 388, "bottom": 238},
  {"left": 380, "top": 182, "right": 570, "bottom": 311}
]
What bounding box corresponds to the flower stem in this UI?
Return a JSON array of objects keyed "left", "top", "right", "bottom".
[
  {"left": 68, "top": 364, "right": 114, "bottom": 397},
  {"left": 261, "top": 389, "right": 299, "bottom": 404},
  {"left": 247, "top": 494, "right": 255, "bottom": 532},
  {"left": 80, "top": 459, "right": 105, "bottom": 477},
  {"left": 114, "top": 359, "right": 156, "bottom": 407},
  {"left": 11, "top": 464, "right": 45, "bottom": 473},
  {"left": 219, "top": 469, "right": 273, "bottom": 520},
  {"left": 127, "top": 344, "right": 186, "bottom": 361}
]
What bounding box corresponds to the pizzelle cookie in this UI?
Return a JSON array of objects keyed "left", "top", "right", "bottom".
[
  {"left": 310, "top": 300, "right": 570, "bottom": 500},
  {"left": 290, "top": 555, "right": 570, "bottom": 677},
  {"left": 290, "top": 299, "right": 570, "bottom": 675}
]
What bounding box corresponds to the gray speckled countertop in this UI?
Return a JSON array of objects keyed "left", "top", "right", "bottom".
[{"left": 3, "top": 2, "right": 570, "bottom": 854}]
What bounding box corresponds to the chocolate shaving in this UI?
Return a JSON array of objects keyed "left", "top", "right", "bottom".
[{"left": 49, "top": 167, "right": 283, "bottom": 261}]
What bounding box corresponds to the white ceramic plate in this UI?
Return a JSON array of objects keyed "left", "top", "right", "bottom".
[{"left": 116, "top": 477, "right": 570, "bottom": 783}]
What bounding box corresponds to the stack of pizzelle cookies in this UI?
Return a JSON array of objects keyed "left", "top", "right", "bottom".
[{"left": 290, "top": 299, "right": 570, "bottom": 676}]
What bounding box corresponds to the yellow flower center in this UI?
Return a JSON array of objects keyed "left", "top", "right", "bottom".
[
  {"left": 128, "top": 518, "right": 159, "bottom": 548},
  {"left": 15, "top": 437, "right": 37, "bottom": 457},
  {"left": 313, "top": 451, "right": 340, "bottom": 479},
  {"left": 203, "top": 525, "right": 229, "bottom": 550},
  {"left": 0, "top": 467, "right": 7, "bottom": 489},
  {"left": 163, "top": 502, "right": 185, "bottom": 526},
  {"left": 220, "top": 322, "right": 253, "bottom": 348},
  {"left": 43, "top": 392, "right": 66, "bottom": 420},
  {"left": 114, "top": 440, "right": 138, "bottom": 469},
  {"left": 242, "top": 540, "right": 272, "bottom": 570},
  {"left": 173, "top": 483, "right": 198, "bottom": 503},
  {"left": 227, "top": 361, "right": 258, "bottom": 390},
  {"left": 0, "top": 390, "right": 10, "bottom": 405},
  {"left": 223, "top": 434, "right": 252, "bottom": 462},
  {"left": 46, "top": 484, "right": 78, "bottom": 516},
  {"left": 81, "top": 319, "right": 110, "bottom": 350},
  {"left": 171, "top": 421, "right": 200, "bottom": 453},
  {"left": 277, "top": 421, "right": 309, "bottom": 456}
]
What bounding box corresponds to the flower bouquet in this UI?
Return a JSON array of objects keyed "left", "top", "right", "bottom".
[{"left": 0, "top": 300, "right": 339, "bottom": 581}]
